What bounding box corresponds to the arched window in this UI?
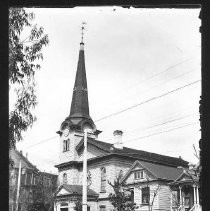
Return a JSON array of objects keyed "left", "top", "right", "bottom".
[
  {"left": 63, "top": 173, "right": 67, "bottom": 184},
  {"left": 63, "top": 139, "right": 70, "bottom": 152},
  {"left": 101, "top": 167, "right": 106, "bottom": 192}
]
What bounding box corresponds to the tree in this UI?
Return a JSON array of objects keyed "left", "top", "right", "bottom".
[
  {"left": 135, "top": 175, "right": 161, "bottom": 211},
  {"left": 74, "top": 199, "right": 82, "bottom": 211},
  {"left": 9, "top": 8, "right": 49, "bottom": 151},
  {"left": 28, "top": 172, "right": 56, "bottom": 211},
  {"left": 108, "top": 172, "right": 136, "bottom": 211}
]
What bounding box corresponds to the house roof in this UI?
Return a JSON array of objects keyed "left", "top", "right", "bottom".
[
  {"left": 59, "top": 184, "right": 98, "bottom": 196},
  {"left": 76, "top": 137, "right": 188, "bottom": 168},
  {"left": 169, "top": 170, "right": 199, "bottom": 186},
  {"left": 9, "top": 149, "right": 38, "bottom": 171},
  {"left": 122, "top": 160, "right": 184, "bottom": 183},
  {"left": 138, "top": 160, "right": 184, "bottom": 180}
]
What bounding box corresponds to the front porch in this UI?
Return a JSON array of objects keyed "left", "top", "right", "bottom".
[{"left": 170, "top": 178, "right": 201, "bottom": 211}]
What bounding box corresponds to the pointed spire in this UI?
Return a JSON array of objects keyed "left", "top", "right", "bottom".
[
  {"left": 69, "top": 42, "right": 90, "bottom": 119},
  {"left": 68, "top": 22, "right": 94, "bottom": 128}
]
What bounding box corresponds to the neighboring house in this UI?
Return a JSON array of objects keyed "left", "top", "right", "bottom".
[
  {"left": 53, "top": 40, "right": 192, "bottom": 211},
  {"left": 121, "top": 160, "right": 201, "bottom": 211},
  {"left": 9, "top": 149, "right": 58, "bottom": 211},
  {"left": 169, "top": 164, "right": 201, "bottom": 211}
]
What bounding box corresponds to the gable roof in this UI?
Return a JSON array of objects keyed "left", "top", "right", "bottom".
[
  {"left": 56, "top": 184, "right": 98, "bottom": 196},
  {"left": 76, "top": 138, "right": 188, "bottom": 168},
  {"left": 121, "top": 160, "right": 184, "bottom": 184},
  {"left": 9, "top": 149, "right": 38, "bottom": 171},
  {"left": 170, "top": 169, "right": 199, "bottom": 185}
]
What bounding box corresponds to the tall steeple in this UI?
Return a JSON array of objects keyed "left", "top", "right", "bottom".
[
  {"left": 63, "top": 23, "right": 96, "bottom": 132},
  {"left": 69, "top": 42, "right": 90, "bottom": 119}
]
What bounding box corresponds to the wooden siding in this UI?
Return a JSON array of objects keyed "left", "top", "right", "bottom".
[{"left": 158, "top": 185, "right": 171, "bottom": 211}]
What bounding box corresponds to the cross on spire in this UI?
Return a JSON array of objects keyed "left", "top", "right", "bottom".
[{"left": 81, "top": 22, "right": 87, "bottom": 43}]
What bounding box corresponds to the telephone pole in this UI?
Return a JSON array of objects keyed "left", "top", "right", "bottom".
[
  {"left": 15, "top": 160, "right": 22, "bottom": 211},
  {"left": 82, "top": 129, "right": 88, "bottom": 211}
]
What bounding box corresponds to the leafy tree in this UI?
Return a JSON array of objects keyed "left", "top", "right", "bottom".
[
  {"left": 108, "top": 172, "right": 136, "bottom": 211},
  {"left": 9, "top": 8, "right": 49, "bottom": 151},
  {"left": 74, "top": 199, "right": 82, "bottom": 211}
]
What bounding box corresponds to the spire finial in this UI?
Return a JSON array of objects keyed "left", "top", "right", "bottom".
[{"left": 81, "top": 22, "right": 87, "bottom": 43}]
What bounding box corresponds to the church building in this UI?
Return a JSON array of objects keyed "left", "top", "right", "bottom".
[{"left": 53, "top": 39, "right": 200, "bottom": 211}]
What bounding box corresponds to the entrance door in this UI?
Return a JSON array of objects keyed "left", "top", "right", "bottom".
[{"left": 60, "top": 208, "right": 68, "bottom": 211}]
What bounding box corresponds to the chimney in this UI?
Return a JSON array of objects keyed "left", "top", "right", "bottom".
[
  {"left": 26, "top": 153, "right": 28, "bottom": 159},
  {"left": 188, "top": 163, "right": 194, "bottom": 170},
  {"left": 20, "top": 150, "right": 22, "bottom": 155},
  {"left": 113, "top": 130, "right": 123, "bottom": 149}
]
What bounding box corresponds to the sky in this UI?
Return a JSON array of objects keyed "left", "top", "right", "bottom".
[{"left": 12, "top": 7, "right": 201, "bottom": 174}]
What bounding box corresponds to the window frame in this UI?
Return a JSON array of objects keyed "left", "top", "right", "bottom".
[
  {"left": 63, "top": 139, "right": 70, "bottom": 152},
  {"left": 134, "top": 170, "right": 144, "bottom": 180},
  {"left": 100, "top": 167, "right": 106, "bottom": 193},
  {"left": 141, "top": 186, "right": 150, "bottom": 205},
  {"left": 99, "top": 205, "right": 106, "bottom": 211},
  {"left": 63, "top": 173, "right": 67, "bottom": 184}
]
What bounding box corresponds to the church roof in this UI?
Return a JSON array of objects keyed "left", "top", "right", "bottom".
[{"left": 76, "top": 138, "right": 189, "bottom": 168}]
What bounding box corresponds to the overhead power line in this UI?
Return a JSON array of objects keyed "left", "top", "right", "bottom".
[
  {"left": 25, "top": 135, "right": 59, "bottom": 149},
  {"left": 109, "top": 67, "right": 198, "bottom": 108},
  {"left": 123, "top": 113, "right": 197, "bottom": 136},
  {"left": 95, "top": 80, "right": 200, "bottom": 123},
  {"left": 23, "top": 81, "right": 200, "bottom": 150},
  {"left": 123, "top": 121, "right": 199, "bottom": 144},
  {"left": 101, "top": 112, "right": 197, "bottom": 142},
  {"left": 115, "top": 57, "right": 194, "bottom": 97}
]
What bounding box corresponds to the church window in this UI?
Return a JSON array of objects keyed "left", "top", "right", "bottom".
[
  {"left": 101, "top": 167, "right": 106, "bottom": 192},
  {"left": 142, "top": 187, "right": 150, "bottom": 204},
  {"left": 63, "top": 139, "right": 70, "bottom": 152},
  {"left": 99, "top": 205, "right": 106, "bottom": 211},
  {"left": 63, "top": 173, "right": 67, "bottom": 184},
  {"left": 134, "top": 170, "right": 144, "bottom": 180}
]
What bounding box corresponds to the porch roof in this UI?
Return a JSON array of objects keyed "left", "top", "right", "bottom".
[{"left": 56, "top": 184, "right": 99, "bottom": 197}]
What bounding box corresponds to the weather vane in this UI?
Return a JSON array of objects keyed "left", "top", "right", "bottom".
[{"left": 81, "top": 22, "right": 87, "bottom": 43}]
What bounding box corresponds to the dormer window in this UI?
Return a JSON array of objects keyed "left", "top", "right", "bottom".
[
  {"left": 63, "top": 139, "right": 70, "bottom": 152},
  {"left": 134, "top": 170, "right": 144, "bottom": 180}
]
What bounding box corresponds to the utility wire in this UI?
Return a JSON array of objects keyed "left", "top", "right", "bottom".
[
  {"left": 101, "top": 112, "right": 197, "bottom": 142},
  {"left": 24, "top": 121, "right": 199, "bottom": 166},
  {"left": 95, "top": 80, "right": 200, "bottom": 123},
  {"left": 25, "top": 135, "right": 59, "bottom": 149},
  {"left": 123, "top": 121, "right": 199, "bottom": 144},
  {"left": 23, "top": 81, "right": 200, "bottom": 150},
  {"left": 25, "top": 80, "right": 200, "bottom": 149},
  {"left": 114, "top": 57, "right": 194, "bottom": 98},
  {"left": 122, "top": 113, "right": 196, "bottom": 137},
  {"left": 112, "top": 67, "right": 198, "bottom": 106}
]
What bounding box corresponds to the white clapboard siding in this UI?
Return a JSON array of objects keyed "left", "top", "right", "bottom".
[
  {"left": 134, "top": 183, "right": 160, "bottom": 211},
  {"left": 158, "top": 185, "right": 171, "bottom": 211}
]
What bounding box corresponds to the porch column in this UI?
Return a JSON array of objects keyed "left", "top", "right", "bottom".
[
  {"left": 193, "top": 185, "right": 196, "bottom": 205},
  {"left": 179, "top": 186, "right": 182, "bottom": 206},
  {"left": 170, "top": 192, "right": 173, "bottom": 211},
  {"left": 196, "top": 186, "right": 199, "bottom": 205}
]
